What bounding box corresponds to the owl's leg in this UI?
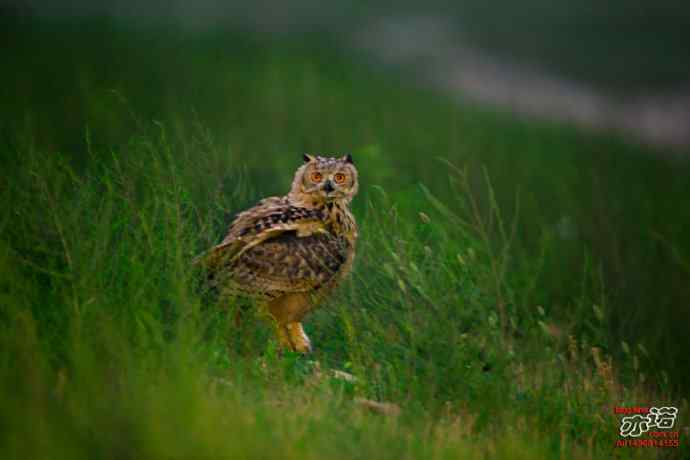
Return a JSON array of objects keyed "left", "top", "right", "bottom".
[
  {"left": 276, "top": 322, "right": 312, "bottom": 353},
  {"left": 267, "top": 293, "right": 313, "bottom": 353}
]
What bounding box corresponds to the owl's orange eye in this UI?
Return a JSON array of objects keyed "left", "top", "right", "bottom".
[
  {"left": 334, "top": 173, "right": 347, "bottom": 184},
  {"left": 310, "top": 172, "right": 323, "bottom": 182}
]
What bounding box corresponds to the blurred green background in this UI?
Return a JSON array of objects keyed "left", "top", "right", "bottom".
[{"left": 1, "top": 3, "right": 689, "bottom": 458}]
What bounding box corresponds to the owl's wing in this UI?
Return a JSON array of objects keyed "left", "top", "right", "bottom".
[
  {"left": 221, "top": 197, "right": 323, "bottom": 241},
  {"left": 195, "top": 197, "right": 338, "bottom": 295},
  {"left": 225, "top": 231, "right": 349, "bottom": 297}
]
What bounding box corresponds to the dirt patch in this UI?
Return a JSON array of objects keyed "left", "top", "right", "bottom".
[{"left": 355, "top": 16, "right": 690, "bottom": 153}]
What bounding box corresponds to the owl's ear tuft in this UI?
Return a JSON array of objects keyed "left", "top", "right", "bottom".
[
  {"left": 343, "top": 154, "right": 354, "bottom": 165},
  {"left": 303, "top": 154, "right": 315, "bottom": 163}
]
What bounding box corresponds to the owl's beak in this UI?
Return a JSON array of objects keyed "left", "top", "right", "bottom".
[{"left": 323, "top": 180, "right": 335, "bottom": 194}]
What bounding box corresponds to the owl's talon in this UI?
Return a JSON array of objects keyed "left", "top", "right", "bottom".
[{"left": 284, "top": 322, "right": 312, "bottom": 353}]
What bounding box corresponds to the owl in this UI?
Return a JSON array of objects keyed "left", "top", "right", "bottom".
[{"left": 198, "top": 154, "right": 359, "bottom": 353}]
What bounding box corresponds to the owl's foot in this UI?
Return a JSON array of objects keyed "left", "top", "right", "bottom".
[{"left": 277, "top": 322, "right": 312, "bottom": 353}]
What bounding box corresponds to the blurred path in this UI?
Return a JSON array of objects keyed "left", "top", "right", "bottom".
[
  {"left": 14, "top": 3, "right": 690, "bottom": 151},
  {"left": 355, "top": 16, "right": 690, "bottom": 152}
]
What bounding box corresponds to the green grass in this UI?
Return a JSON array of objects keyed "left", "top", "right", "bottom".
[{"left": 1, "top": 19, "right": 689, "bottom": 459}]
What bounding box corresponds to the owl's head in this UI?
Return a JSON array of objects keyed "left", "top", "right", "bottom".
[{"left": 289, "top": 154, "right": 359, "bottom": 205}]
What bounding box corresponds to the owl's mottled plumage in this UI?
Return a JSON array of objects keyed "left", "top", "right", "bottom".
[{"left": 198, "top": 154, "right": 359, "bottom": 352}]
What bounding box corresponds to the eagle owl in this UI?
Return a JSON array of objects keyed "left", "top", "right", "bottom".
[{"left": 200, "top": 154, "right": 359, "bottom": 353}]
